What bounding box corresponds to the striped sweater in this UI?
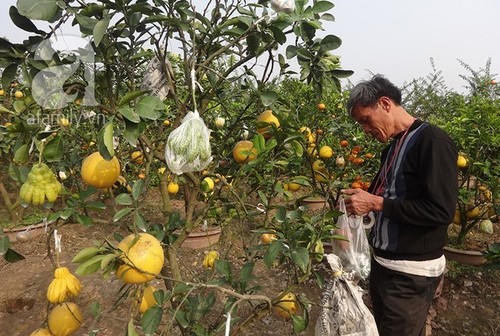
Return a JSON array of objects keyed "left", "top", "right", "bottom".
[{"left": 368, "top": 119, "right": 458, "bottom": 261}]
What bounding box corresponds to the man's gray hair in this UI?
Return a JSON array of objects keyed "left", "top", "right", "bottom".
[{"left": 347, "top": 75, "right": 402, "bottom": 115}]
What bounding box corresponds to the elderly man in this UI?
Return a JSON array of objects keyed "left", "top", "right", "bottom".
[{"left": 342, "top": 75, "right": 458, "bottom": 336}]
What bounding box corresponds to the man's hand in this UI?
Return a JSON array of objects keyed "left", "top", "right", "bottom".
[{"left": 342, "top": 188, "right": 383, "bottom": 215}]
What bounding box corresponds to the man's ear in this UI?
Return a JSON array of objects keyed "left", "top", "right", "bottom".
[{"left": 379, "top": 96, "right": 392, "bottom": 112}]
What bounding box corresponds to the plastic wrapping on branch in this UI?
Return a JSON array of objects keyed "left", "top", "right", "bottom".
[
  {"left": 270, "top": 0, "right": 295, "bottom": 13},
  {"left": 165, "top": 110, "right": 212, "bottom": 174},
  {"left": 315, "top": 254, "right": 379, "bottom": 336}
]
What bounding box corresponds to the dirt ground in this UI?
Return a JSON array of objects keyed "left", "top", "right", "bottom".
[{"left": 1, "top": 193, "right": 499, "bottom": 336}]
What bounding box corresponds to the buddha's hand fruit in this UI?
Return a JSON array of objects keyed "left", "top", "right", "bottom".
[
  {"left": 202, "top": 250, "right": 219, "bottom": 269},
  {"left": 47, "top": 267, "right": 81, "bottom": 304},
  {"left": 20, "top": 163, "right": 62, "bottom": 205}
]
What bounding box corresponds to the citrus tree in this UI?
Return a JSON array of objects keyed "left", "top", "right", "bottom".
[{"left": 0, "top": 0, "right": 357, "bottom": 334}]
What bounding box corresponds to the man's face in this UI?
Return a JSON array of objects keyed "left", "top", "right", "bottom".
[{"left": 351, "top": 101, "right": 390, "bottom": 143}]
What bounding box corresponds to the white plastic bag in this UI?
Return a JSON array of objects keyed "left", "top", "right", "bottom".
[
  {"left": 270, "top": 0, "right": 295, "bottom": 14},
  {"left": 332, "top": 199, "right": 371, "bottom": 279},
  {"left": 315, "top": 254, "right": 379, "bottom": 336},
  {"left": 165, "top": 110, "right": 212, "bottom": 174}
]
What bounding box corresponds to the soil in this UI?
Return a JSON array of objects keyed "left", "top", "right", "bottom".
[{"left": 1, "top": 189, "right": 499, "bottom": 336}]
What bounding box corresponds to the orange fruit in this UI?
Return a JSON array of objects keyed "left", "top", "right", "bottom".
[
  {"left": 81, "top": 152, "right": 121, "bottom": 189},
  {"left": 257, "top": 110, "right": 280, "bottom": 138},
  {"left": 261, "top": 232, "right": 277, "bottom": 244},
  {"left": 351, "top": 181, "right": 363, "bottom": 189},
  {"left": 14, "top": 90, "right": 24, "bottom": 99},
  {"left": 340, "top": 140, "right": 349, "bottom": 147},
  {"left": 29, "top": 328, "right": 53, "bottom": 336},
  {"left": 131, "top": 151, "right": 144, "bottom": 164},
  {"left": 274, "top": 292, "right": 299, "bottom": 319},
  {"left": 47, "top": 302, "right": 83, "bottom": 336},
  {"left": 116, "top": 233, "right": 165, "bottom": 284},
  {"left": 232, "top": 140, "right": 258, "bottom": 164},
  {"left": 139, "top": 286, "right": 157, "bottom": 314},
  {"left": 317, "top": 103, "right": 326, "bottom": 110},
  {"left": 319, "top": 145, "right": 333, "bottom": 159},
  {"left": 167, "top": 181, "right": 180, "bottom": 194}
]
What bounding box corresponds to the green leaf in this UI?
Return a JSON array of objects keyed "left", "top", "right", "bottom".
[
  {"left": 100, "top": 253, "right": 116, "bottom": 270},
  {"left": 118, "top": 90, "right": 149, "bottom": 107},
  {"left": 329, "top": 69, "right": 354, "bottom": 78},
  {"left": 43, "top": 134, "right": 64, "bottom": 162},
  {"left": 115, "top": 193, "right": 133, "bottom": 206},
  {"left": 9, "top": 6, "right": 45, "bottom": 34},
  {"left": 72, "top": 246, "right": 105, "bottom": 264},
  {"left": 135, "top": 96, "right": 163, "bottom": 120},
  {"left": 263, "top": 241, "right": 284, "bottom": 268},
  {"left": 312, "top": 1, "right": 335, "bottom": 13},
  {"left": 13, "top": 144, "right": 29, "bottom": 164},
  {"left": 141, "top": 306, "right": 162, "bottom": 334},
  {"left": 2, "top": 63, "right": 18, "bottom": 93},
  {"left": 132, "top": 179, "right": 144, "bottom": 201},
  {"left": 286, "top": 45, "right": 297, "bottom": 59},
  {"left": 98, "top": 121, "right": 115, "bottom": 159},
  {"left": 320, "top": 34, "right": 342, "bottom": 51},
  {"left": 173, "top": 283, "right": 192, "bottom": 296},
  {"left": 4, "top": 248, "right": 26, "bottom": 263},
  {"left": 239, "top": 262, "right": 254, "bottom": 283},
  {"left": 113, "top": 207, "right": 133, "bottom": 222},
  {"left": 127, "top": 319, "right": 140, "bottom": 336},
  {"left": 134, "top": 212, "right": 147, "bottom": 231},
  {"left": 291, "top": 247, "right": 309, "bottom": 273},
  {"left": 259, "top": 90, "right": 278, "bottom": 106},
  {"left": 17, "top": 0, "right": 59, "bottom": 21},
  {"left": 292, "top": 314, "right": 307, "bottom": 333},
  {"left": 215, "top": 259, "right": 232, "bottom": 279},
  {"left": 275, "top": 206, "right": 286, "bottom": 223},
  {"left": 93, "top": 17, "right": 110, "bottom": 47},
  {"left": 75, "top": 254, "right": 107, "bottom": 276},
  {"left": 0, "top": 236, "right": 10, "bottom": 254}
]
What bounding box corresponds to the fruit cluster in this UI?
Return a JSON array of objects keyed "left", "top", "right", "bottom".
[{"left": 20, "top": 163, "right": 62, "bottom": 205}]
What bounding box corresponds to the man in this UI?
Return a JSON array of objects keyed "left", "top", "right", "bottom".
[{"left": 342, "top": 75, "right": 458, "bottom": 336}]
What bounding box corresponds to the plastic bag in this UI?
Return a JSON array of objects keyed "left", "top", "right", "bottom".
[
  {"left": 315, "top": 254, "right": 379, "bottom": 336},
  {"left": 270, "top": 0, "right": 295, "bottom": 14},
  {"left": 165, "top": 110, "right": 212, "bottom": 174},
  {"left": 331, "top": 199, "right": 371, "bottom": 279}
]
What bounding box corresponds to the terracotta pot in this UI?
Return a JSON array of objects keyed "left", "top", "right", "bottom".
[
  {"left": 181, "top": 227, "right": 222, "bottom": 249},
  {"left": 3, "top": 222, "right": 48, "bottom": 244},
  {"left": 300, "top": 197, "right": 327, "bottom": 211},
  {"left": 443, "top": 246, "right": 486, "bottom": 265}
]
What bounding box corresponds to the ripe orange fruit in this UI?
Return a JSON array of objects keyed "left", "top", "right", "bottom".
[
  {"left": 81, "top": 152, "right": 121, "bottom": 189},
  {"left": 14, "top": 90, "right": 24, "bottom": 99},
  {"left": 116, "top": 233, "right": 165, "bottom": 284},
  {"left": 47, "top": 302, "right": 83, "bottom": 336},
  {"left": 257, "top": 110, "right": 280, "bottom": 138},
  {"left": 131, "top": 151, "right": 144, "bottom": 164},
  {"left": 261, "top": 232, "right": 277, "bottom": 244},
  {"left": 138, "top": 172, "right": 146, "bottom": 179},
  {"left": 167, "top": 181, "right": 180, "bottom": 194},
  {"left": 365, "top": 152, "right": 374, "bottom": 159},
  {"left": 288, "top": 182, "right": 301, "bottom": 191},
  {"left": 319, "top": 145, "right": 333, "bottom": 159},
  {"left": 163, "top": 119, "right": 171, "bottom": 126},
  {"left": 274, "top": 292, "right": 299, "bottom": 319},
  {"left": 232, "top": 140, "right": 258, "bottom": 164},
  {"left": 340, "top": 140, "right": 349, "bottom": 147},
  {"left": 139, "top": 286, "right": 158, "bottom": 314},
  {"left": 29, "top": 328, "right": 53, "bottom": 336},
  {"left": 317, "top": 103, "right": 326, "bottom": 110},
  {"left": 457, "top": 155, "right": 467, "bottom": 169},
  {"left": 0, "top": 89, "right": 4, "bottom": 96},
  {"left": 352, "top": 157, "right": 365, "bottom": 165},
  {"left": 351, "top": 181, "right": 363, "bottom": 189}
]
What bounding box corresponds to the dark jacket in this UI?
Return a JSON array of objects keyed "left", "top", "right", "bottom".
[{"left": 368, "top": 119, "right": 458, "bottom": 261}]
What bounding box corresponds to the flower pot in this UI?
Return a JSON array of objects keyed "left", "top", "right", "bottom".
[
  {"left": 299, "top": 197, "right": 327, "bottom": 211},
  {"left": 443, "top": 246, "right": 486, "bottom": 265},
  {"left": 3, "top": 222, "right": 48, "bottom": 244},
  {"left": 181, "top": 227, "right": 222, "bottom": 249}
]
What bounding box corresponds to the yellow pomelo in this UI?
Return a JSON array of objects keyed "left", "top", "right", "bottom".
[
  {"left": 81, "top": 152, "right": 121, "bottom": 189},
  {"left": 274, "top": 292, "right": 299, "bottom": 319},
  {"left": 139, "top": 286, "right": 158, "bottom": 314},
  {"left": 319, "top": 145, "right": 333, "bottom": 159},
  {"left": 257, "top": 110, "right": 280, "bottom": 138},
  {"left": 457, "top": 155, "right": 467, "bottom": 168},
  {"left": 116, "top": 233, "right": 165, "bottom": 284},
  {"left": 233, "top": 140, "right": 258, "bottom": 164},
  {"left": 48, "top": 302, "right": 83, "bottom": 336}
]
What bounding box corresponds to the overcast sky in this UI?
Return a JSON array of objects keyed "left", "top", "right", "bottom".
[{"left": 2, "top": 0, "right": 499, "bottom": 92}]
